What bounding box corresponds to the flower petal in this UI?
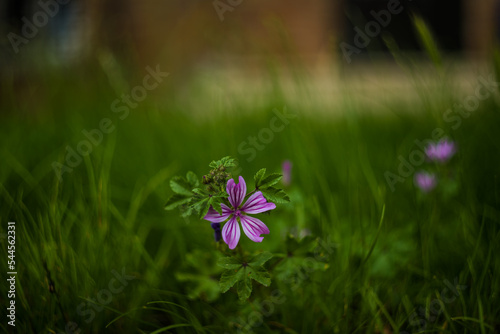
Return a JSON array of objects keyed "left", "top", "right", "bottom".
[
  {"left": 226, "top": 176, "right": 247, "bottom": 208},
  {"left": 240, "top": 215, "right": 270, "bottom": 243},
  {"left": 204, "top": 206, "right": 231, "bottom": 223},
  {"left": 241, "top": 191, "right": 276, "bottom": 214},
  {"left": 222, "top": 216, "right": 241, "bottom": 249},
  {"left": 221, "top": 203, "right": 233, "bottom": 214}
]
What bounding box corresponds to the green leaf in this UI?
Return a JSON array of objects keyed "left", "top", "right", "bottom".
[
  {"left": 258, "top": 173, "right": 282, "bottom": 189},
  {"left": 180, "top": 206, "right": 193, "bottom": 218},
  {"left": 220, "top": 269, "right": 243, "bottom": 293},
  {"left": 221, "top": 156, "right": 237, "bottom": 168},
  {"left": 174, "top": 249, "right": 223, "bottom": 302},
  {"left": 164, "top": 194, "right": 192, "bottom": 210},
  {"left": 192, "top": 196, "right": 209, "bottom": 210},
  {"left": 198, "top": 200, "right": 211, "bottom": 220},
  {"left": 192, "top": 188, "right": 205, "bottom": 196},
  {"left": 260, "top": 187, "right": 290, "bottom": 204},
  {"left": 170, "top": 176, "right": 193, "bottom": 196},
  {"left": 248, "top": 266, "right": 271, "bottom": 287},
  {"left": 254, "top": 168, "right": 266, "bottom": 187},
  {"left": 210, "top": 197, "right": 224, "bottom": 215},
  {"left": 249, "top": 251, "right": 273, "bottom": 267},
  {"left": 217, "top": 256, "right": 242, "bottom": 270},
  {"left": 191, "top": 196, "right": 210, "bottom": 219},
  {"left": 237, "top": 274, "right": 252, "bottom": 302},
  {"left": 209, "top": 156, "right": 237, "bottom": 169},
  {"left": 186, "top": 171, "right": 200, "bottom": 187}
]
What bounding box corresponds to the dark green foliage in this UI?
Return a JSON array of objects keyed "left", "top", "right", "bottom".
[
  {"left": 218, "top": 252, "right": 273, "bottom": 302},
  {"left": 1, "top": 56, "right": 500, "bottom": 333}
]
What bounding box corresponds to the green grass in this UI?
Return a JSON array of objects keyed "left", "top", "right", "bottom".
[{"left": 0, "top": 58, "right": 500, "bottom": 334}]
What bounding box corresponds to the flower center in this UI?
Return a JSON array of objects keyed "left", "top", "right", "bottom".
[{"left": 234, "top": 209, "right": 242, "bottom": 217}]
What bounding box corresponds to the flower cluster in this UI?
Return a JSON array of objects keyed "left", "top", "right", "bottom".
[
  {"left": 165, "top": 157, "right": 289, "bottom": 250},
  {"left": 202, "top": 166, "right": 231, "bottom": 194},
  {"left": 164, "top": 157, "right": 289, "bottom": 301},
  {"left": 415, "top": 138, "right": 456, "bottom": 193}
]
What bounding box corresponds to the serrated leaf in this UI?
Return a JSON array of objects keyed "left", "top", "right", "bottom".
[
  {"left": 192, "top": 188, "right": 205, "bottom": 195},
  {"left": 217, "top": 256, "right": 243, "bottom": 270},
  {"left": 209, "top": 156, "right": 237, "bottom": 169},
  {"left": 258, "top": 173, "right": 282, "bottom": 189},
  {"left": 248, "top": 266, "right": 271, "bottom": 287},
  {"left": 210, "top": 197, "right": 224, "bottom": 215},
  {"left": 164, "top": 194, "right": 192, "bottom": 210},
  {"left": 249, "top": 251, "right": 273, "bottom": 267},
  {"left": 220, "top": 268, "right": 243, "bottom": 293},
  {"left": 192, "top": 196, "right": 209, "bottom": 210},
  {"left": 260, "top": 187, "right": 290, "bottom": 204},
  {"left": 170, "top": 176, "right": 193, "bottom": 196},
  {"left": 186, "top": 171, "right": 200, "bottom": 187},
  {"left": 191, "top": 196, "right": 210, "bottom": 219},
  {"left": 237, "top": 274, "right": 252, "bottom": 301},
  {"left": 198, "top": 200, "right": 211, "bottom": 220},
  {"left": 254, "top": 168, "right": 266, "bottom": 187},
  {"left": 221, "top": 156, "right": 237, "bottom": 167}
]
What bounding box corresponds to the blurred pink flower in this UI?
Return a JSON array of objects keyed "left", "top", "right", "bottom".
[
  {"left": 414, "top": 171, "right": 437, "bottom": 192},
  {"left": 282, "top": 160, "right": 292, "bottom": 186},
  {"left": 425, "top": 139, "right": 456, "bottom": 163}
]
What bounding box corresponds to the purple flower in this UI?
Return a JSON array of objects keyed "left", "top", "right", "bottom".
[
  {"left": 414, "top": 171, "right": 437, "bottom": 192},
  {"left": 282, "top": 160, "right": 292, "bottom": 186},
  {"left": 425, "top": 139, "right": 456, "bottom": 163},
  {"left": 204, "top": 176, "right": 276, "bottom": 249}
]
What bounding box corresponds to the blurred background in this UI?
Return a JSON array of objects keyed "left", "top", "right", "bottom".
[
  {"left": 2, "top": 1, "right": 500, "bottom": 333},
  {"left": 2, "top": 0, "right": 499, "bottom": 63},
  {"left": 2, "top": 0, "right": 500, "bottom": 107}
]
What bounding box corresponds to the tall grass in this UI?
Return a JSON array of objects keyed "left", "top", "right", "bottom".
[{"left": 1, "top": 48, "right": 500, "bottom": 333}]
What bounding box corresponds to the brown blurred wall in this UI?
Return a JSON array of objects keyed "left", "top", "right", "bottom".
[
  {"left": 86, "top": 0, "right": 340, "bottom": 72},
  {"left": 463, "top": 0, "right": 497, "bottom": 59}
]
